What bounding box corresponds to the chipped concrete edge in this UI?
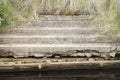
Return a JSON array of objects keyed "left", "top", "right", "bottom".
[{"left": 0, "top": 60, "right": 120, "bottom": 72}]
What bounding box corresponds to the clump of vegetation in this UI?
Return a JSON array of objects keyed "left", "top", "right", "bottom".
[
  {"left": 102, "top": 0, "right": 120, "bottom": 34},
  {"left": 9, "top": 0, "right": 101, "bottom": 16},
  {"left": 0, "top": 0, "right": 14, "bottom": 27},
  {"left": 0, "top": 0, "right": 120, "bottom": 34},
  {"left": 112, "top": 4, "right": 120, "bottom": 31},
  {"left": 9, "top": 0, "right": 36, "bottom": 19}
]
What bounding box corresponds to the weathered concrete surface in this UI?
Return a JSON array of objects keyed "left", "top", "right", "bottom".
[
  {"left": 0, "top": 35, "right": 120, "bottom": 44},
  {"left": 38, "top": 15, "right": 92, "bottom": 21},
  {"left": 0, "top": 43, "right": 119, "bottom": 58},
  {"left": 0, "top": 15, "right": 120, "bottom": 58},
  {"left": 7, "top": 27, "right": 97, "bottom": 35},
  {"left": 27, "top": 20, "right": 92, "bottom": 27}
]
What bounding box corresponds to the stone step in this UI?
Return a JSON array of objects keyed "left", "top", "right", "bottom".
[
  {"left": 11, "top": 26, "right": 97, "bottom": 30},
  {"left": 38, "top": 15, "right": 93, "bottom": 21},
  {"left": 0, "top": 60, "right": 120, "bottom": 72},
  {"left": 0, "top": 43, "right": 119, "bottom": 58},
  {"left": 0, "top": 35, "right": 120, "bottom": 44},
  {"left": 27, "top": 20, "right": 96, "bottom": 27},
  {"left": 7, "top": 27, "right": 97, "bottom": 35}
]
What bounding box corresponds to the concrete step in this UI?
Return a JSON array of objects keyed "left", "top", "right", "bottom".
[
  {"left": 0, "top": 59, "right": 120, "bottom": 72},
  {"left": 0, "top": 60, "right": 120, "bottom": 72},
  {"left": 38, "top": 15, "right": 93, "bottom": 21},
  {"left": 0, "top": 43, "right": 119, "bottom": 58},
  {"left": 0, "top": 35, "right": 120, "bottom": 44},
  {"left": 27, "top": 20, "right": 95, "bottom": 27},
  {"left": 10, "top": 26, "right": 98, "bottom": 30},
  {"left": 7, "top": 27, "right": 97, "bottom": 35}
]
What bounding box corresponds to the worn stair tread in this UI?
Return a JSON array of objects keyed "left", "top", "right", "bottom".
[
  {"left": 38, "top": 15, "right": 92, "bottom": 21},
  {"left": 10, "top": 27, "right": 96, "bottom": 30},
  {"left": 31, "top": 16, "right": 94, "bottom": 21},
  {"left": 27, "top": 20, "right": 94, "bottom": 27},
  {"left": 0, "top": 43, "right": 119, "bottom": 47},
  {"left": 0, "top": 35, "right": 101, "bottom": 38},
  {"left": 0, "top": 34, "right": 119, "bottom": 40},
  {"left": 0, "top": 34, "right": 120, "bottom": 44},
  {"left": 11, "top": 26, "right": 97, "bottom": 29},
  {"left": 0, "top": 44, "right": 119, "bottom": 55},
  {"left": 6, "top": 27, "right": 98, "bottom": 35}
]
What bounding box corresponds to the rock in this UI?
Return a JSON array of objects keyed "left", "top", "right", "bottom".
[
  {"left": 109, "top": 52, "right": 116, "bottom": 58},
  {"left": 85, "top": 53, "right": 92, "bottom": 58},
  {"left": 55, "top": 56, "right": 61, "bottom": 58},
  {"left": 92, "top": 52, "right": 100, "bottom": 57},
  {"left": 46, "top": 54, "right": 52, "bottom": 58},
  {"left": 34, "top": 54, "right": 44, "bottom": 57},
  {"left": 101, "top": 53, "right": 110, "bottom": 60},
  {"left": 13, "top": 55, "right": 24, "bottom": 58},
  {"left": 77, "top": 53, "right": 85, "bottom": 57},
  {"left": 72, "top": 54, "right": 78, "bottom": 57}
]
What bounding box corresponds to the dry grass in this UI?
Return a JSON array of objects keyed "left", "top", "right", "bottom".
[
  {"left": 8, "top": 0, "right": 109, "bottom": 18},
  {"left": 1, "top": 0, "right": 120, "bottom": 33}
]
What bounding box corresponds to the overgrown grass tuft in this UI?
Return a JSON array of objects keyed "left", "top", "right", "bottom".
[
  {"left": 0, "top": 0, "right": 15, "bottom": 27},
  {"left": 102, "top": 0, "right": 120, "bottom": 34},
  {"left": 9, "top": 0, "right": 106, "bottom": 17}
]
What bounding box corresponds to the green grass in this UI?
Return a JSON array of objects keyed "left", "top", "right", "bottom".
[
  {"left": 0, "top": 0, "right": 15, "bottom": 27},
  {"left": 102, "top": 0, "right": 120, "bottom": 34}
]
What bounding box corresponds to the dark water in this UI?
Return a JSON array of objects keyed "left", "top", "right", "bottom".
[{"left": 0, "top": 69, "right": 120, "bottom": 80}]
